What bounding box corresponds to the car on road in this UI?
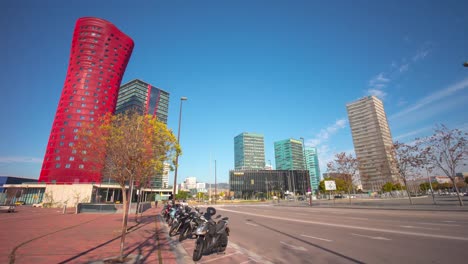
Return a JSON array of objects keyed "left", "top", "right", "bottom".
[
  {"left": 0, "top": 205, "right": 15, "bottom": 213},
  {"left": 334, "top": 195, "right": 344, "bottom": 199},
  {"left": 33, "top": 202, "right": 44, "bottom": 208},
  {"left": 15, "top": 201, "right": 26, "bottom": 206}
]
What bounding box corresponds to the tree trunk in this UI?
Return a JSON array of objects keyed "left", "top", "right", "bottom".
[
  {"left": 403, "top": 179, "right": 413, "bottom": 205},
  {"left": 119, "top": 179, "right": 133, "bottom": 262},
  {"left": 451, "top": 177, "right": 464, "bottom": 206},
  {"left": 348, "top": 185, "right": 352, "bottom": 205}
]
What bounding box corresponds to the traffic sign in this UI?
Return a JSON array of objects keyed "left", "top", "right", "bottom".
[{"left": 324, "top": 180, "right": 337, "bottom": 191}]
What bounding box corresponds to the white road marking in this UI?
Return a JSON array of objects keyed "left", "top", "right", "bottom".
[
  {"left": 245, "top": 222, "right": 259, "bottom": 227},
  {"left": 419, "top": 222, "right": 460, "bottom": 227},
  {"left": 217, "top": 207, "right": 468, "bottom": 241},
  {"left": 400, "top": 225, "right": 439, "bottom": 230},
  {"left": 295, "top": 213, "right": 308, "bottom": 216},
  {"left": 344, "top": 217, "right": 369, "bottom": 221},
  {"left": 198, "top": 252, "right": 241, "bottom": 263},
  {"left": 443, "top": 221, "right": 456, "bottom": 223},
  {"left": 300, "top": 234, "right": 333, "bottom": 242},
  {"left": 240, "top": 258, "right": 259, "bottom": 264},
  {"left": 280, "top": 241, "right": 307, "bottom": 251},
  {"left": 351, "top": 233, "right": 391, "bottom": 241},
  {"left": 229, "top": 242, "right": 274, "bottom": 264}
]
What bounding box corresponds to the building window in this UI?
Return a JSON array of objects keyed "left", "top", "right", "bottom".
[
  {"left": 65, "top": 164, "right": 71, "bottom": 169},
  {"left": 56, "top": 164, "right": 61, "bottom": 168},
  {"left": 79, "top": 164, "right": 84, "bottom": 169},
  {"left": 59, "top": 142, "right": 64, "bottom": 146},
  {"left": 69, "top": 142, "right": 74, "bottom": 147},
  {"left": 55, "top": 156, "right": 60, "bottom": 160},
  {"left": 77, "top": 109, "right": 81, "bottom": 113},
  {"left": 69, "top": 156, "right": 75, "bottom": 161},
  {"left": 72, "top": 149, "right": 77, "bottom": 154}
]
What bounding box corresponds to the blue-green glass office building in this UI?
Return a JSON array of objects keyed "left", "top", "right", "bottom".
[
  {"left": 234, "top": 133, "right": 265, "bottom": 170},
  {"left": 274, "top": 139, "right": 305, "bottom": 170},
  {"left": 305, "top": 147, "right": 321, "bottom": 192}
]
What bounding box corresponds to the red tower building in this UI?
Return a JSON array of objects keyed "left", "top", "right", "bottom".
[{"left": 39, "top": 17, "right": 134, "bottom": 183}]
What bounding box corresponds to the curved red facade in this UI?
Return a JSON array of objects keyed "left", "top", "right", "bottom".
[{"left": 39, "top": 17, "right": 134, "bottom": 183}]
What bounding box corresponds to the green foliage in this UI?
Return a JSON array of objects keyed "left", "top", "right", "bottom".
[
  {"left": 419, "top": 182, "right": 430, "bottom": 191},
  {"left": 394, "top": 183, "right": 405, "bottom": 190},
  {"left": 175, "top": 191, "right": 190, "bottom": 200},
  {"left": 382, "top": 182, "right": 394, "bottom": 192}
]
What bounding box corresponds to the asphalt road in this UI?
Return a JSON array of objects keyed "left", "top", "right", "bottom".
[{"left": 182, "top": 204, "right": 468, "bottom": 264}]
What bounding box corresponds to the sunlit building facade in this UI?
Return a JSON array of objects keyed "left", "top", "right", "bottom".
[
  {"left": 305, "top": 147, "right": 321, "bottom": 192},
  {"left": 234, "top": 133, "right": 265, "bottom": 170},
  {"left": 39, "top": 17, "right": 134, "bottom": 184},
  {"left": 115, "top": 79, "right": 169, "bottom": 124},
  {"left": 274, "top": 139, "right": 305, "bottom": 170},
  {"left": 346, "top": 96, "right": 399, "bottom": 191},
  {"left": 229, "top": 170, "right": 310, "bottom": 199}
]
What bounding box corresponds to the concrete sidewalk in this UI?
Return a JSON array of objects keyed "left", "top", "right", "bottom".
[{"left": 1, "top": 206, "right": 189, "bottom": 264}]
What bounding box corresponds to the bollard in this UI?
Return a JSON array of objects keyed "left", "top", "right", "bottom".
[{"left": 63, "top": 204, "right": 67, "bottom": 214}]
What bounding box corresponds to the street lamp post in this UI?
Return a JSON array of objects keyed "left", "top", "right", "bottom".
[
  {"left": 214, "top": 160, "right": 217, "bottom": 204},
  {"left": 172, "top": 97, "right": 187, "bottom": 204},
  {"left": 300, "top": 137, "right": 312, "bottom": 206}
]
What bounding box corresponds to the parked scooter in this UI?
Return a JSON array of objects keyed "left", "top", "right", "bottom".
[
  {"left": 192, "top": 207, "right": 230, "bottom": 261},
  {"left": 178, "top": 208, "right": 203, "bottom": 242}
]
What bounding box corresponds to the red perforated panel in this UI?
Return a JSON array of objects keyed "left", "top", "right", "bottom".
[{"left": 39, "top": 17, "right": 134, "bottom": 183}]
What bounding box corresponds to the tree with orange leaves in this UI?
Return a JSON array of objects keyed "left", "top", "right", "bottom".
[{"left": 75, "top": 110, "right": 179, "bottom": 261}]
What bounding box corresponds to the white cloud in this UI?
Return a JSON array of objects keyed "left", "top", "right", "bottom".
[
  {"left": 394, "top": 126, "right": 432, "bottom": 141},
  {"left": 367, "top": 89, "right": 387, "bottom": 99},
  {"left": 390, "top": 77, "right": 468, "bottom": 120},
  {"left": 368, "top": 73, "right": 390, "bottom": 87},
  {"left": 306, "top": 119, "right": 347, "bottom": 147},
  {"left": 412, "top": 48, "right": 430, "bottom": 62},
  {"left": 397, "top": 99, "right": 407, "bottom": 106},
  {"left": 0, "top": 156, "right": 43, "bottom": 163},
  {"left": 399, "top": 63, "right": 409, "bottom": 73}
]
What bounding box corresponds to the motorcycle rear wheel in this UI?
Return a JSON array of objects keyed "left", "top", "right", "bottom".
[{"left": 218, "top": 233, "right": 228, "bottom": 252}]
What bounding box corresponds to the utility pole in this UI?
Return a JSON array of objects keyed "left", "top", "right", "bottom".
[{"left": 215, "top": 160, "right": 217, "bottom": 204}]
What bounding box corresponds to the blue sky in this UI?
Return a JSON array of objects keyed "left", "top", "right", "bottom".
[{"left": 1, "top": 0, "right": 467, "bottom": 184}]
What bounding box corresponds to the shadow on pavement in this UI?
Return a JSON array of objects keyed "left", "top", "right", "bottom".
[
  {"left": 57, "top": 215, "right": 155, "bottom": 264},
  {"left": 246, "top": 219, "right": 365, "bottom": 264}
]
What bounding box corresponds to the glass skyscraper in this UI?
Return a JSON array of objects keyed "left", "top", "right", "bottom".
[
  {"left": 234, "top": 133, "right": 265, "bottom": 170},
  {"left": 115, "top": 79, "right": 169, "bottom": 124},
  {"left": 274, "top": 139, "right": 305, "bottom": 170},
  {"left": 304, "top": 147, "right": 321, "bottom": 192}
]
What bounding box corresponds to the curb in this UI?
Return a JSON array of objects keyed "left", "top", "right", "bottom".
[{"left": 157, "top": 215, "right": 194, "bottom": 264}]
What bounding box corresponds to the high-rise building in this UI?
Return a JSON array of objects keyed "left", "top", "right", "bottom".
[
  {"left": 346, "top": 96, "right": 399, "bottom": 191},
  {"left": 304, "top": 147, "right": 321, "bottom": 192},
  {"left": 39, "top": 17, "right": 134, "bottom": 184},
  {"left": 148, "top": 162, "right": 170, "bottom": 188},
  {"left": 229, "top": 169, "right": 310, "bottom": 199},
  {"left": 115, "top": 79, "right": 169, "bottom": 124},
  {"left": 274, "top": 139, "right": 305, "bottom": 170},
  {"left": 234, "top": 133, "right": 265, "bottom": 170}
]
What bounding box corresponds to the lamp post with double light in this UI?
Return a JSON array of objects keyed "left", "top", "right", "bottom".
[{"left": 172, "top": 97, "right": 187, "bottom": 204}]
